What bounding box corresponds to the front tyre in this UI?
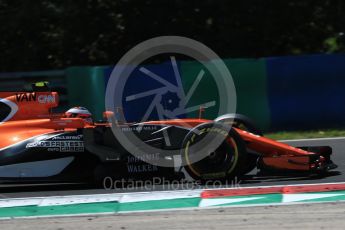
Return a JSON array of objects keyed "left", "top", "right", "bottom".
[
  {"left": 181, "top": 122, "right": 248, "bottom": 181},
  {"left": 214, "top": 113, "right": 263, "bottom": 136},
  {"left": 215, "top": 113, "right": 262, "bottom": 174}
]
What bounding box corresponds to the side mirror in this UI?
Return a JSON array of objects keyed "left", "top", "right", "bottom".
[{"left": 103, "top": 111, "right": 114, "bottom": 120}]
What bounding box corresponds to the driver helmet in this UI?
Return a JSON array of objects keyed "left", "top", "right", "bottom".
[{"left": 65, "top": 106, "right": 93, "bottom": 124}]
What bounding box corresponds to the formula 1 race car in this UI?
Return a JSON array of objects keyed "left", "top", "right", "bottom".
[{"left": 0, "top": 83, "right": 337, "bottom": 184}]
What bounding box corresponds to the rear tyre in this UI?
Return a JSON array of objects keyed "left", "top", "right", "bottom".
[{"left": 181, "top": 122, "right": 248, "bottom": 182}]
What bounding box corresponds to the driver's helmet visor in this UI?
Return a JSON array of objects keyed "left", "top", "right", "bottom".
[{"left": 65, "top": 112, "right": 91, "bottom": 119}]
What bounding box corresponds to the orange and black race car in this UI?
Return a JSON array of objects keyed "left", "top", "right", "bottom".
[{"left": 0, "top": 83, "right": 337, "bottom": 184}]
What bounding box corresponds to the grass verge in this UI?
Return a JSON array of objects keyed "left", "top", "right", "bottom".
[{"left": 266, "top": 129, "right": 345, "bottom": 140}]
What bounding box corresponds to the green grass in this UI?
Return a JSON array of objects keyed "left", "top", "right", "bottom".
[{"left": 266, "top": 129, "right": 345, "bottom": 140}]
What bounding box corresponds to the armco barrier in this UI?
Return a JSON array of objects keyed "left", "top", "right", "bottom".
[
  {"left": 179, "top": 60, "right": 221, "bottom": 120},
  {"left": 223, "top": 58, "right": 270, "bottom": 131},
  {"left": 66, "top": 66, "right": 107, "bottom": 120},
  {"left": 3, "top": 54, "right": 345, "bottom": 131},
  {"left": 266, "top": 54, "right": 345, "bottom": 130},
  {"left": 180, "top": 58, "right": 271, "bottom": 131},
  {"left": 105, "top": 62, "right": 222, "bottom": 123},
  {"left": 104, "top": 61, "right": 186, "bottom": 122},
  {"left": 103, "top": 58, "right": 270, "bottom": 131}
]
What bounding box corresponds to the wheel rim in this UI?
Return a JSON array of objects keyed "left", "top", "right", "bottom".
[{"left": 185, "top": 136, "right": 239, "bottom": 179}]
